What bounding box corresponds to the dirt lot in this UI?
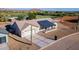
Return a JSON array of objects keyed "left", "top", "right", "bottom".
[{"left": 8, "top": 34, "right": 40, "bottom": 50}]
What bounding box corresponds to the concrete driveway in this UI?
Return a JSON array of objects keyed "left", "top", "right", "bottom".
[{"left": 24, "top": 34, "right": 55, "bottom": 48}]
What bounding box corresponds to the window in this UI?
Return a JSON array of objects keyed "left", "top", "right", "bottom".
[{"left": 0, "top": 36, "right": 6, "bottom": 44}]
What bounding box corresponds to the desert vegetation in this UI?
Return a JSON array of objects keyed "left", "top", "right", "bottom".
[{"left": 0, "top": 9, "right": 79, "bottom": 22}]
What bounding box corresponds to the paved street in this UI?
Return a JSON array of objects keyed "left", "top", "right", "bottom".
[{"left": 41, "top": 32, "right": 79, "bottom": 50}]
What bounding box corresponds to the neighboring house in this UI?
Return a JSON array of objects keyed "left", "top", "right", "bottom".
[
  {"left": 0, "top": 28, "right": 9, "bottom": 50},
  {"left": 11, "top": 18, "right": 57, "bottom": 38}
]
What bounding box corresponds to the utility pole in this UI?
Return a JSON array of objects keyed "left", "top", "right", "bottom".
[
  {"left": 30, "top": 25, "right": 32, "bottom": 45},
  {"left": 76, "top": 16, "right": 79, "bottom": 31}
]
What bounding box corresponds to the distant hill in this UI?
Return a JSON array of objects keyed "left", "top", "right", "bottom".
[
  {"left": 29, "top": 8, "right": 42, "bottom": 12},
  {"left": 0, "top": 8, "right": 79, "bottom": 12},
  {"left": 0, "top": 8, "right": 40, "bottom": 11}
]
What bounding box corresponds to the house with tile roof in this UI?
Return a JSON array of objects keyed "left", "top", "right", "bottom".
[{"left": 10, "top": 18, "right": 57, "bottom": 38}]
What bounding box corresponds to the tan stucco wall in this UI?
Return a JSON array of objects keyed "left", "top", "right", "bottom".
[{"left": 21, "top": 25, "right": 39, "bottom": 38}]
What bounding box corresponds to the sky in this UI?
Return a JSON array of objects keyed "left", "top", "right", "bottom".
[{"left": 0, "top": 0, "right": 79, "bottom": 11}]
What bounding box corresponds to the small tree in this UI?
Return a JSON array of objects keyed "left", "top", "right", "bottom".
[
  {"left": 17, "top": 15, "right": 25, "bottom": 20},
  {"left": 28, "top": 12, "right": 36, "bottom": 20}
]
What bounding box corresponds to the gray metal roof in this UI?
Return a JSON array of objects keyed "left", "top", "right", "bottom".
[{"left": 0, "top": 28, "right": 8, "bottom": 34}]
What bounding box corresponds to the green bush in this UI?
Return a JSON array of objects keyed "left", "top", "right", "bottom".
[{"left": 16, "top": 15, "right": 25, "bottom": 20}]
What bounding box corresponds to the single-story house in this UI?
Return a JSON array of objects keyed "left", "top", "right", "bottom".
[
  {"left": 10, "top": 18, "right": 57, "bottom": 38},
  {"left": 0, "top": 28, "right": 9, "bottom": 50}
]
